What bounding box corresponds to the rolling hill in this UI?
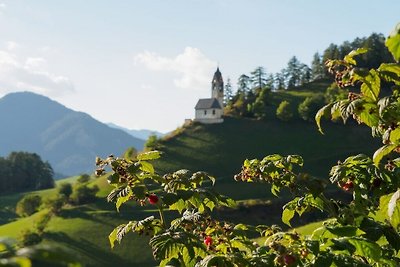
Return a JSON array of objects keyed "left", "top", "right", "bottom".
[{"left": 0, "top": 92, "right": 145, "bottom": 177}]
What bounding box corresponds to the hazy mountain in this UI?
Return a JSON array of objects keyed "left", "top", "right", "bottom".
[
  {"left": 0, "top": 92, "right": 145, "bottom": 177},
  {"left": 107, "top": 122, "right": 164, "bottom": 140}
]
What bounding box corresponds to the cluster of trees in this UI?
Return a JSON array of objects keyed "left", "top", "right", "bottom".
[
  {"left": 224, "top": 57, "right": 312, "bottom": 105},
  {"left": 0, "top": 152, "right": 54, "bottom": 193},
  {"left": 224, "top": 32, "right": 393, "bottom": 121}
]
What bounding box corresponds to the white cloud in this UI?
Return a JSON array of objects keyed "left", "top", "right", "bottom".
[
  {"left": 134, "top": 47, "right": 216, "bottom": 91},
  {"left": 6, "top": 41, "right": 19, "bottom": 51},
  {"left": 25, "top": 57, "right": 47, "bottom": 70},
  {"left": 0, "top": 50, "right": 74, "bottom": 97}
]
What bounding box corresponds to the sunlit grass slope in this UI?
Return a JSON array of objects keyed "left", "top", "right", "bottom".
[{"left": 154, "top": 116, "right": 380, "bottom": 200}]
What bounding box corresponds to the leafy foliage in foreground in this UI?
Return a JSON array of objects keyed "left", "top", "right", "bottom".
[{"left": 101, "top": 23, "right": 400, "bottom": 266}]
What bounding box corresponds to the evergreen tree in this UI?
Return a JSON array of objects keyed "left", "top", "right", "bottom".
[
  {"left": 311, "top": 52, "right": 325, "bottom": 80},
  {"left": 237, "top": 74, "right": 250, "bottom": 94},
  {"left": 0, "top": 152, "right": 54, "bottom": 193},
  {"left": 250, "top": 66, "right": 267, "bottom": 90},
  {"left": 284, "top": 56, "right": 302, "bottom": 89},
  {"left": 299, "top": 64, "right": 312, "bottom": 85},
  {"left": 224, "top": 77, "right": 234, "bottom": 105},
  {"left": 274, "top": 72, "right": 286, "bottom": 90}
]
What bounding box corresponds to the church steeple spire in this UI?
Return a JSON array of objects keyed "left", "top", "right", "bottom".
[{"left": 211, "top": 67, "right": 224, "bottom": 107}]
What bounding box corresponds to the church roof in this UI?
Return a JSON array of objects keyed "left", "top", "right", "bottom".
[
  {"left": 195, "top": 98, "right": 222, "bottom": 110},
  {"left": 213, "top": 67, "right": 223, "bottom": 83}
]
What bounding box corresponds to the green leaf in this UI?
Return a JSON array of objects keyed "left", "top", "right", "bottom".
[
  {"left": 347, "top": 237, "right": 382, "bottom": 262},
  {"left": 388, "top": 189, "right": 400, "bottom": 229},
  {"left": 109, "top": 227, "right": 118, "bottom": 249},
  {"left": 359, "top": 103, "right": 379, "bottom": 127},
  {"left": 390, "top": 128, "right": 400, "bottom": 144},
  {"left": 162, "top": 193, "right": 179, "bottom": 206},
  {"left": 326, "top": 226, "right": 359, "bottom": 237},
  {"left": 137, "top": 151, "right": 161, "bottom": 161},
  {"left": 282, "top": 208, "right": 295, "bottom": 227},
  {"left": 169, "top": 199, "right": 186, "bottom": 213},
  {"left": 131, "top": 185, "right": 147, "bottom": 199},
  {"left": 271, "top": 184, "right": 280, "bottom": 197},
  {"left": 107, "top": 173, "right": 119, "bottom": 185},
  {"left": 373, "top": 144, "right": 396, "bottom": 165},
  {"left": 360, "top": 69, "right": 380, "bottom": 101},
  {"left": 344, "top": 47, "right": 368, "bottom": 65},
  {"left": 315, "top": 103, "right": 333, "bottom": 134},
  {"left": 116, "top": 187, "right": 132, "bottom": 211},
  {"left": 287, "top": 155, "right": 303, "bottom": 166},
  {"left": 386, "top": 23, "right": 400, "bottom": 62},
  {"left": 379, "top": 63, "right": 400, "bottom": 85},
  {"left": 139, "top": 161, "right": 154, "bottom": 174},
  {"left": 383, "top": 225, "right": 400, "bottom": 251}
]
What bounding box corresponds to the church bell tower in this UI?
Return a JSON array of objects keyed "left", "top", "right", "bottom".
[{"left": 211, "top": 67, "right": 224, "bottom": 107}]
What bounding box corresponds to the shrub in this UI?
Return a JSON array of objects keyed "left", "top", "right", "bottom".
[
  {"left": 70, "top": 184, "right": 99, "bottom": 205},
  {"left": 19, "top": 230, "right": 42, "bottom": 247},
  {"left": 44, "top": 195, "right": 66, "bottom": 214},
  {"left": 34, "top": 211, "right": 52, "bottom": 234},
  {"left": 58, "top": 183, "right": 72, "bottom": 199},
  {"left": 15, "top": 195, "right": 42, "bottom": 217},
  {"left": 144, "top": 134, "right": 160, "bottom": 151},
  {"left": 276, "top": 100, "right": 293, "bottom": 121},
  {"left": 77, "top": 174, "right": 90, "bottom": 184},
  {"left": 298, "top": 95, "right": 325, "bottom": 121}
]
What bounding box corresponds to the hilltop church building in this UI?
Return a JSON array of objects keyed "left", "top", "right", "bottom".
[{"left": 194, "top": 68, "right": 224, "bottom": 124}]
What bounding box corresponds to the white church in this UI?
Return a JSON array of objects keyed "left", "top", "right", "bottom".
[{"left": 194, "top": 68, "right": 224, "bottom": 124}]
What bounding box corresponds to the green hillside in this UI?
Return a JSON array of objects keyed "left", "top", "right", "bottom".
[
  {"left": 0, "top": 176, "right": 156, "bottom": 267},
  {"left": 154, "top": 116, "right": 380, "bottom": 200},
  {"left": 0, "top": 84, "right": 383, "bottom": 266}
]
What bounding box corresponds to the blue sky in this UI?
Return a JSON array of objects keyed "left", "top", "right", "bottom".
[{"left": 0, "top": 0, "right": 399, "bottom": 132}]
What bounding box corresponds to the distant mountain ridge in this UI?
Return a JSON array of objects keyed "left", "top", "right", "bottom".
[
  {"left": 106, "top": 122, "right": 164, "bottom": 140},
  {"left": 0, "top": 92, "right": 145, "bottom": 177}
]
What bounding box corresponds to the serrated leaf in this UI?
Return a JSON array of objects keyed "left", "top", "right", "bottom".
[
  {"left": 347, "top": 237, "right": 382, "bottom": 262},
  {"left": 386, "top": 23, "right": 400, "bottom": 62},
  {"left": 315, "top": 103, "right": 333, "bottom": 134},
  {"left": 137, "top": 151, "right": 161, "bottom": 161},
  {"left": 390, "top": 128, "right": 400, "bottom": 144},
  {"left": 359, "top": 104, "right": 379, "bottom": 127},
  {"left": 326, "top": 226, "right": 359, "bottom": 237},
  {"left": 282, "top": 208, "right": 295, "bottom": 227},
  {"left": 379, "top": 63, "right": 400, "bottom": 85},
  {"left": 388, "top": 189, "right": 400, "bottom": 229},
  {"left": 131, "top": 185, "right": 147, "bottom": 199},
  {"left": 373, "top": 144, "right": 396, "bottom": 165},
  {"left": 360, "top": 69, "right": 380, "bottom": 101},
  {"left": 139, "top": 161, "right": 154, "bottom": 174},
  {"left": 162, "top": 193, "right": 179, "bottom": 206},
  {"left": 344, "top": 47, "right": 368, "bottom": 65},
  {"left": 109, "top": 227, "right": 119, "bottom": 249},
  {"left": 116, "top": 187, "right": 132, "bottom": 211},
  {"left": 287, "top": 155, "right": 303, "bottom": 166},
  {"left": 107, "top": 173, "right": 119, "bottom": 185},
  {"left": 383, "top": 225, "right": 400, "bottom": 251},
  {"left": 169, "top": 199, "right": 186, "bottom": 213}
]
